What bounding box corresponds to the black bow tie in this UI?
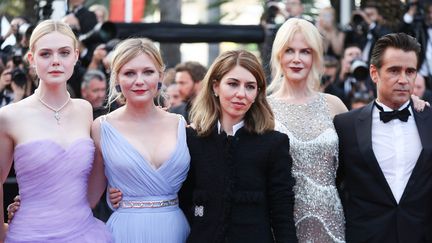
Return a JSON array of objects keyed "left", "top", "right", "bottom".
[{"left": 375, "top": 101, "right": 411, "bottom": 123}]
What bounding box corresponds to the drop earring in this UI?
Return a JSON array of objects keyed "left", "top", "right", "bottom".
[{"left": 115, "top": 84, "right": 121, "bottom": 92}]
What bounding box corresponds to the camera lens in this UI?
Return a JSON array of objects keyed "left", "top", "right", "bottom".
[{"left": 11, "top": 68, "right": 27, "bottom": 88}]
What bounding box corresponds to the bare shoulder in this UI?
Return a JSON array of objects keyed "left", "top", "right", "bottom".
[
  {"left": 0, "top": 100, "right": 30, "bottom": 129},
  {"left": 71, "top": 98, "right": 93, "bottom": 119},
  {"left": 71, "top": 98, "right": 92, "bottom": 112},
  {"left": 91, "top": 116, "right": 103, "bottom": 143},
  {"left": 323, "top": 93, "right": 348, "bottom": 117},
  {"left": 161, "top": 110, "right": 185, "bottom": 126}
]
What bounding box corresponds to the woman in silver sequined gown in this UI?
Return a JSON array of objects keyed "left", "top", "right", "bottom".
[{"left": 267, "top": 18, "right": 348, "bottom": 243}]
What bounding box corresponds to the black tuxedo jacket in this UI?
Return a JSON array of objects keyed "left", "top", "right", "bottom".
[{"left": 334, "top": 102, "right": 432, "bottom": 243}]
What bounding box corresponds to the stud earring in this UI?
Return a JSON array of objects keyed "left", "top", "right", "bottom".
[{"left": 214, "top": 93, "right": 218, "bottom": 97}]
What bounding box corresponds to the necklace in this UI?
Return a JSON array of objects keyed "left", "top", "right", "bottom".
[{"left": 38, "top": 92, "right": 71, "bottom": 125}]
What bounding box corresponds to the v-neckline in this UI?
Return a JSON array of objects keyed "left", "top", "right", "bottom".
[{"left": 102, "top": 120, "right": 181, "bottom": 171}]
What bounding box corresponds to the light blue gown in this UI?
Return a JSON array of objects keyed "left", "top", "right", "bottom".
[{"left": 100, "top": 116, "right": 190, "bottom": 243}]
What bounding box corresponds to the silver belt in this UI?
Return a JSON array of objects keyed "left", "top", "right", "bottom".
[{"left": 119, "top": 198, "right": 179, "bottom": 208}]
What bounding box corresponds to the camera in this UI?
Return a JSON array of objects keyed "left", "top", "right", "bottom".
[
  {"left": 321, "top": 75, "right": 331, "bottom": 85},
  {"left": 12, "top": 47, "right": 23, "bottom": 66},
  {"left": 350, "top": 13, "right": 369, "bottom": 35},
  {"left": 11, "top": 68, "right": 27, "bottom": 88},
  {"left": 406, "top": 0, "right": 425, "bottom": 22},
  {"left": 350, "top": 59, "right": 369, "bottom": 80}
]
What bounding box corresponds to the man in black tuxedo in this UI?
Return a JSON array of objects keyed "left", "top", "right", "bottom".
[{"left": 334, "top": 32, "right": 432, "bottom": 243}]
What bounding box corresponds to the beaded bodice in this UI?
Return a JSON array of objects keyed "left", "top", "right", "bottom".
[{"left": 269, "top": 93, "right": 345, "bottom": 243}]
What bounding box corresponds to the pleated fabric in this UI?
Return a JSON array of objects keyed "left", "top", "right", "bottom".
[
  {"left": 6, "top": 138, "right": 112, "bottom": 242},
  {"left": 101, "top": 117, "right": 190, "bottom": 243}
]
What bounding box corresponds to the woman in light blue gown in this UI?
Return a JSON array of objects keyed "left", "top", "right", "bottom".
[{"left": 89, "top": 38, "right": 190, "bottom": 243}]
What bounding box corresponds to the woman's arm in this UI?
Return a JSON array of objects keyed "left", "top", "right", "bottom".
[
  {"left": 267, "top": 133, "right": 297, "bottom": 243},
  {"left": 0, "top": 108, "right": 15, "bottom": 241},
  {"left": 87, "top": 117, "right": 107, "bottom": 208}
]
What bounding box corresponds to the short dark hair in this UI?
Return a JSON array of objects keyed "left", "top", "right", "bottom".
[
  {"left": 81, "top": 69, "right": 106, "bottom": 89},
  {"left": 174, "top": 61, "right": 207, "bottom": 83},
  {"left": 370, "top": 33, "right": 421, "bottom": 69}
]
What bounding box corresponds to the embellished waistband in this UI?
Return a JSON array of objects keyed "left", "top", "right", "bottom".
[{"left": 119, "top": 197, "right": 179, "bottom": 209}]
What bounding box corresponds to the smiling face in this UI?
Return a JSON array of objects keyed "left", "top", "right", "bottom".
[
  {"left": 280, "top": 32, "right": 313, "bottom": 84},
  {"left": 117, "top": 53, "right": 161, "bottom": 104},
  {"left": 27, "top": 31, "right": 78, "bottom": 85},
  {"left": 213, "top": 65, "right": 258, "bottom": 125},
  {"left": 370, "top": 47, "right": 418, "bottom": 110}
]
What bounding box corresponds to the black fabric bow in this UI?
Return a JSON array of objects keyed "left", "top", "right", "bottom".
[{"left": 375, "top": 101, "right": 411, "bottom": 123}]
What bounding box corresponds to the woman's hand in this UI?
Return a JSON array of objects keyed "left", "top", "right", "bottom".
[
  {"left": 7, "top": 195, "right": 20, "bottom": 224},
  {"left": 108, "top": 188, "right": 122, "bottom": 209},
  {"left": 411, "top": 94, "right": 430, "bottom": 112}
]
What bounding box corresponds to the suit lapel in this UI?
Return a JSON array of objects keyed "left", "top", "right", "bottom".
[
  {"left": 356, "top": 102, "right": 397, "bottom": 204},
  {"left": 400, "top": 107, "right": 432, "bottom": 202}
]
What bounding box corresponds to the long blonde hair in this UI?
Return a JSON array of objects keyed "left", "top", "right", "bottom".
[
  {"left": 190, "top": 50, "right": 274, "bottom": 137},
  {"left": 267, "top": 18, "right": 324, "bottom": 94}
]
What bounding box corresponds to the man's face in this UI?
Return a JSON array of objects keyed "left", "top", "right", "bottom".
[
  {"left": 342, "top": 46, "right": 362, "bottom": 72},
  {"left": 82, "top": 78, "right": 107, "bottom": 108},
  {"left": 364, "top": 7, "right": 380, "bottom": 23},
  {"left": 370, "top": 47, "right": 418, "bottom": 110},
  {"left": 175, "top": 71, "right": 196, "bottom": 101},
  {"left": 286, "top": 0, "right": 303, "bottom": 17}
]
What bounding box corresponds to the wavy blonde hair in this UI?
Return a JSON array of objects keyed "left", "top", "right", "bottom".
[
  {"left": 267, "top": 18, "right": 324, "bottom": 94},
  {"left": 107, "top": 38, "right": 165, "bottom": 106},
  {"left": 190, "top": 50, "right": 274, "bottom": 137}
]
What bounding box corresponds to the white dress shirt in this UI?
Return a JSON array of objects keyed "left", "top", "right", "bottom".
[
  {"left": 372, "top": 100, "right": 422, "bottom": 203},
  {"left": 217, "top": 120, "right": 244, "bottom": 136}
]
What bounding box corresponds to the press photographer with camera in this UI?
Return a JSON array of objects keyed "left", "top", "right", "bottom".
[
  {"left": 344, "top": 3, "right": 391, "bottom": 63},
  {"left": 401, "top": 0, "right": 432, "bottom": 86},
  {"left": 0, "top": 63, "right": 13, "bottom": 108},
  {"left": 8, "top": 48, "right": 36, "bottom": 103},
  {"left": 334, "top": 44, "right": 375, "bottom": 109}
]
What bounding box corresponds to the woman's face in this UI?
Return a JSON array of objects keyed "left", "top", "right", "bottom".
[
  {"left": 280, "top": 32, "right": 313, "bottom": 84},
  {"left": 117, "top": 53, "right": 161, "bottom": 104},
  {"left": 213, "top": 65, "right": 258, "bottom": 124},
  {"left": 28, "top": 32, "right": 78, "bottom": 85}
]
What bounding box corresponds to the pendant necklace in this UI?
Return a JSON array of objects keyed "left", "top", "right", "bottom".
[{"left": 38, "top": 92, "right": 71, "bottom": 125}]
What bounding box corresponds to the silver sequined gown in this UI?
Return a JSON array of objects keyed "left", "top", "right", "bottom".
[{"left": 269, "top": 93, "right": 345, "bottom": 243}]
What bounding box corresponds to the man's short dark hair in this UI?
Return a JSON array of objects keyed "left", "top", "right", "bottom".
[
  {"left": 81, "top": 69, "right": 106, "bottom": 89},
  {"left": 174, "top": 61, "right": 207, "bottom": 83},
  {"left": 370, "top": 33, "right": 421, "bottom": 69}
]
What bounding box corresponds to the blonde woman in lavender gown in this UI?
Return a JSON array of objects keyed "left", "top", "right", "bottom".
[{"left": 0, "top": 20, "right": 111, "bottom": 242}]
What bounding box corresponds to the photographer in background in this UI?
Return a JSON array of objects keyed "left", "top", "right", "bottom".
[
  {"left": 335, "top": 44, "right": 375, "bottom": 109},
  {"left": 321, "top": 55, "right": 344, "bottom": 100},
  {"left": 317, "top": 7, "right": 345, "bottom": 59},
  {"left": 344, "top": 3, "right": 391, "bottom": 63},
  {"left": 0, "top": 63, "right": 13, "bottom": 108},
  {"left": 401, "top": 0, "right": 432, "bottom": 89}
]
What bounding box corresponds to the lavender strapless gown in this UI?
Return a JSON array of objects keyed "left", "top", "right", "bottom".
[{"left": 6, "top": 138, "right": 112, "bottom": 243}]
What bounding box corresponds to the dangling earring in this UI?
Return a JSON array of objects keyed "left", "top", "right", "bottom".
[
  {"left": 115, "top": 84, "right": 121, "bottom": 92},
  {"left": 157, "top": 82, "right": 162, "bottom": 90}
]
